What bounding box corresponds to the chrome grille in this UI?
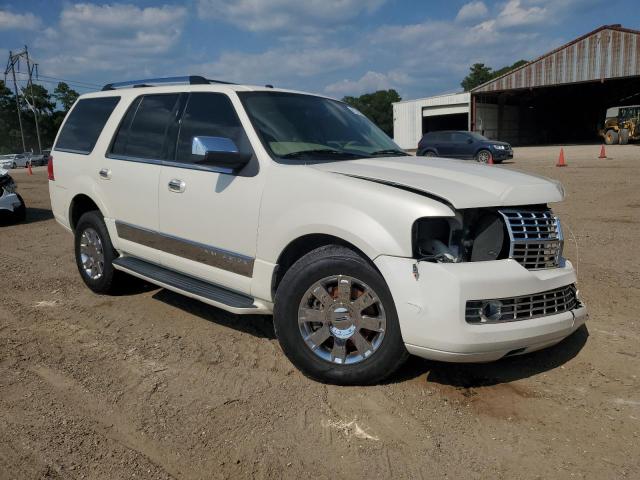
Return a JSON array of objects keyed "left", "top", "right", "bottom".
[
  {"left": 500, "top": 209, "right": 563, "bottom": 269},
  {"left": 466, "top": 284, "right": 579, "bottom": 324}
]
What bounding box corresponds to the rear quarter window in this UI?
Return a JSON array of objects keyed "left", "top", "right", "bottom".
[{"left": 55, "top": 96, "right": 120, "bottom": 154}]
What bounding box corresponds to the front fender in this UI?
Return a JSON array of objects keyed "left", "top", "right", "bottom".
[{"left": 256, "top": 164, "right": 454, "bottom": 263}]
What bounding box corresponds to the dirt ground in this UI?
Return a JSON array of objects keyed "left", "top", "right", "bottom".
[{"left": 1, "top": 144, "right": 639, "bottom": 479}]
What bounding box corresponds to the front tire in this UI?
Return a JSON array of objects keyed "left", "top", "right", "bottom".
[
  {"left": 13, "top": 194, "right": 26, "bottom": 222},
  {"left": 274, "top": 245, "right": 409, "bottom": 385},
  {"left": 74, "top": 210, "right": 121, "bottom": 294},
  {"left": 476, "top": 149, "right": 492, "bottom": 163},
  {"left": 604, "top": 129, "right": 618, "bottom": 145}
]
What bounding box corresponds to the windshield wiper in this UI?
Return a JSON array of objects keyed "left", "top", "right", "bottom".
[
  {"left": 280, "top": 149, "right": 365, "bottom": 159},
  {"left": 369, "top": 148, "right": 410, "bottom": 156}
]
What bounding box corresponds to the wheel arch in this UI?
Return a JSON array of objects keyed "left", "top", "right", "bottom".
[
  {"left": 272, "top": 233, "right": 381, "bottom": 298},
  {"left": 69, "top": 193, "right": 102, "bottom": 231}
]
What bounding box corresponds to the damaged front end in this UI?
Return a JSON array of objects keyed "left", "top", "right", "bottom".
[{"left": 412, "top": 205, "right": 563, "bottom": 269}]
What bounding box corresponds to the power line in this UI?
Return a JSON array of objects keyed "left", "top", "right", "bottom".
[
  {"left": 30, "top": 73, "right": 101, "bottom": 88},
  {"left": 13, "top": 72, "right": 97, "bottom": 92}
]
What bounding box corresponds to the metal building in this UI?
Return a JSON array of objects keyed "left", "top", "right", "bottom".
[
  {"left": 393, "top": 92, "right": 470, "bottom": 149},
  {"left": 393, "top": 24, "right": 640, "bottom": 148}
]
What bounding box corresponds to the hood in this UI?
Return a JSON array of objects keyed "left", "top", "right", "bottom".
[{"left": 311, "top": 156, "right": 563, "bottom": 209}]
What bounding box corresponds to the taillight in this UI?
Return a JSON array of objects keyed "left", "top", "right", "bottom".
[{"left": 47, "top": 155, "right": 54, "bottom": 180}]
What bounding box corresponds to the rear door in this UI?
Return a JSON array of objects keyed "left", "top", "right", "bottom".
[
  {"left": 157, "top": 92, "right": 263, "bottom": 294},
  {"left": 102, "top": 93, "right": 183, "bottom": 263}
]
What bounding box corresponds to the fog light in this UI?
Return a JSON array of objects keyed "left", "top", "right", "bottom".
[{"left": 480, "top": 300, "right": 503, "bottom": 322}]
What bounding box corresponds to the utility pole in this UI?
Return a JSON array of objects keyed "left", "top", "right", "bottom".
[
  {"left": 4, "top": 50, "right": 27, "bottom": 153},
  {"left": 4, "top": 46, "right": 42, "bottom": 153},
  {"left": 25, "top": 46, "right": 42, "bottom": 153}
]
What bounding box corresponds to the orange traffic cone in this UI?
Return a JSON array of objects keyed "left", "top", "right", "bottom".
[
  {"left": 27, "top": 162, "right": 33, "bottom": 175},
  {"left": 488, "top": 152, "right": 494, "bottom": 165},
  {"left": 556, "top": 148, "right": 566, "bottom": 167},
  {"left": 598, "top": 145, "right": 607, "bottom": 159}
]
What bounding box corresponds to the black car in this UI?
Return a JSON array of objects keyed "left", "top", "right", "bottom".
[{"left": 417, "top": 131, "right": 513, "bottom": 163}]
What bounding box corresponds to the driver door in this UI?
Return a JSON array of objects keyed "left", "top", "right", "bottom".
[{"left": 157, "top": 92, "right": 263, "bottom": 294}]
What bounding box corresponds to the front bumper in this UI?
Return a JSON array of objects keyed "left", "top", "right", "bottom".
[
  {"left": 491, "top": 149, "right": 513, "bottom": 160},
  {"left": 374, "top": 256, "right": 587, "bottom": 362}
]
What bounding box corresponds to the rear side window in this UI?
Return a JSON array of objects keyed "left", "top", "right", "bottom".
[
  {"left": 110, "top": 94, "right": 180, "bottom": 160},
  {"left": 176, "top": 93, "right": 252, "bottom": 164},
  {"left": 55, "top": 97, "right": 120, "bottom": 154},
  {"left": 451, "top": 132, "right": 469, "bottom": 143}
]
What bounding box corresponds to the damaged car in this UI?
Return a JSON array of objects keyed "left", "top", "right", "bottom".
[
  {"left": 49, "top": 76, "right": 586, "bottom": 385},
  {"left": 0, "top": 168, "right": 26, "bottom": 223}
]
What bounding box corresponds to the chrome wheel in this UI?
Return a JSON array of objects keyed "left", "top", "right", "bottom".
[
  {"left": 298, "top": 275, "right": 386, "bottom": 365},
  {"left": 79, "top": 227, "right": 105, "bottom": 280},
  {"left": 477, "top": 150, "right": 491, "bottom": 163}
]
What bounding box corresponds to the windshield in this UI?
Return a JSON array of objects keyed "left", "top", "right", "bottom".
[{"left": 238, "top": 91, "right": 406, "bottom": 161}]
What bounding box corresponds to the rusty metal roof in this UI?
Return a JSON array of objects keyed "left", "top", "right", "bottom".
[{"left": 472, "top": 25, "right": 640, "bottom": 93}]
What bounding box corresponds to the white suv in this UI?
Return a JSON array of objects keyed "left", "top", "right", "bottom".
[{"left": 49, "top": 76, "right": 587, "bottom": 384}]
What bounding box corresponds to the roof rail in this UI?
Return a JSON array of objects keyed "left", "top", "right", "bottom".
[{"left": 101, "top": 76, "right": 234, "bottom": 91}]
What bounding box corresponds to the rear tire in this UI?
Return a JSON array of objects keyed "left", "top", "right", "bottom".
[
  {"left": 423, "top": 150, "right": 437, "bottom": 157},
  {"left": 604, "top": 130, "right": 618, "bottom": 145},
  {"left": 619, "top": 128, "right": 630, "bottom": 145},
  {"left": 74, "top": 210, "right": 122, "bottom": 294},
  {"left": 274, "top": 245, "right": 409, "bottom": 385}
]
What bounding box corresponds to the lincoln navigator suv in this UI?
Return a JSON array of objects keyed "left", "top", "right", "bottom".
[{"left": 48, "top": 76, "right": 587, "bottom": 385}]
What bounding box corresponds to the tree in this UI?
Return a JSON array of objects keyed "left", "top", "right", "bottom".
[
  {"left": 461, "top": 60, "right": 529, "bottom": 91},
  {"left": 53, "top": 82, "right": 80, "bottom": 111},
  {"left": 0, "top": 80, "right": 81, "bottom": 153},
  {"left": 461, "top": 63, "right": 493, "bottom": 91},
  {"left": 342, "top": 89, "right": 401, "bottom": 136},
  {"left": 491, "top": 60, "right": 528, "bottom": 79}
]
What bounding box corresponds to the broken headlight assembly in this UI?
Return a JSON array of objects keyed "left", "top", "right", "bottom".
[{"left": 412, "top": 209, "right": 511, "bottom": 264}]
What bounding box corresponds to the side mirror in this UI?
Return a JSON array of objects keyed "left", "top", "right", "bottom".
[{"left": 191, "top": 136, "right": 251, "bottom": 172}]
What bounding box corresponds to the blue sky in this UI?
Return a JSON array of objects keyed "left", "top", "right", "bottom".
[{"left": 1, "top": 0, "right": 638, "bottom": 101}]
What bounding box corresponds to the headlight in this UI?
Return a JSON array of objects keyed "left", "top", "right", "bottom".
[
  {"left": 493, "top": 144, "right": 506, "bottom": 150},
  {"left": 413, "top": 210, "right": 510, "bottom": 264}
]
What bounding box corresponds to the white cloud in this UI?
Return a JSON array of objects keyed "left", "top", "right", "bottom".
[
  {"left": 0, "top": 9, "right": 41, "bottom": 30},
  {"left": 494, "top": 0, "right": 548, "bottom": 28},
  {"left": 35, "top": 3, "right": 187, "bottom": 77},
  {"left": 197, "top": 0, "right": 386, "bottom": 32},
  {"left": 195, "top": 47, "right": 360, "bottom": 87},
  {"left": 324, "top": 71, "right": 410, "bottom": 97},
  {"left": 455, "top": 1, "right": 489, "bottom": 23}
]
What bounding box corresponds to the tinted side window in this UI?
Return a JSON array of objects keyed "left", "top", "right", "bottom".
[
  {"left": 55, "top": 97, "right": 120, "bottom": 154},
  {"left": 425, "top": 132, "right": 440, "bottom": 142},
  {"left": 111, "top": 94, "right": 179, "bottom": 160},
  {"left": 451, "top": 133, "right": 469, "bottom": 143},
  {"left": 110, "top": 97, "right": 141, "bottom": 156},
  {"left": 176, "top": 93, "right": 251, "bottom": 164}
]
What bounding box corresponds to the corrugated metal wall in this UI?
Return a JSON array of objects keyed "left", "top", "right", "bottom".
[
  {"left": 393, "top": 92, "right": 470, "bottom": 149},
  {"left": 473, "top": 26, "right": 640, "bottom": 93}
]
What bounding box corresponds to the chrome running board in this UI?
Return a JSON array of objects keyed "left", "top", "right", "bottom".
[{"left": 113, "top": 256, "right": 266, "bottom": 313}]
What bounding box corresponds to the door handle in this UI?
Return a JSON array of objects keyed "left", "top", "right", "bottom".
[
  {"left": 168, "top": 179, "right": 186, "bottom": 193},
  {"left": 99, "top": 168, "right": 112, "bottom": 180}
]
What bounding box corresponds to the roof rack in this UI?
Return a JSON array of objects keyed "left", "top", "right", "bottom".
[{"left": 101, "top": 76, "right": 234, "bottom": 91}]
